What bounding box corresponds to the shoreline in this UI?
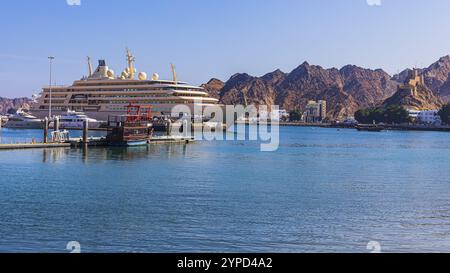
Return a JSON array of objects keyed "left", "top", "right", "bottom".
[
  {"left": 279, "top": 122, "right": 450, "bottom": 132},
  {"left": 3, "top": 122, "right": 450, "bottom": 133}
]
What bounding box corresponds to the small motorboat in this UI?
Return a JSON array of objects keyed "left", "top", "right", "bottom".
[{"left": 356, "top": 124, "right": 385, "bottom": 132}]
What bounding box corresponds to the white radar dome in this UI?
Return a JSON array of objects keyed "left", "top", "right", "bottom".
[
  {"left": 138, "top": 72, "right": 148, "bottom": 80},
  {"left": 121, "top": 71, "right": 129, "bottom": 79},
  {"left": 107, "top": 70, "right": 115, "bottom": 78},
  {"left": 152, "top": 73, "right": 160, "bottom": 81}
]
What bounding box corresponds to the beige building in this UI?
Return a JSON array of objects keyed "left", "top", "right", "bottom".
[{"left": 304, "top": 100, "right": 327, "bottom": 123}]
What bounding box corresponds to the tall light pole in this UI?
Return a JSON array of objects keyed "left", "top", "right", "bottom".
[{"left": 48, "top": 56, "right": 55, "bottom": 119}]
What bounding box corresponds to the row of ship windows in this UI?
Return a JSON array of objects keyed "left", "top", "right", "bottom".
[
  {"left": 39, "top": 106, "right": 66, "bottom": 110},
  {"left": 44, "top": 94, "right": 205, "bottom": 99},
  {"left": 44, "top": 100, "right": 196, "bottom": 105},
  {"left": 108, "top": 101, "right": 191, "bottom": 104},
  {"left": 44, "top": 95, "right": 67, "bottom": 98},
  {"left": 44, "top": 100, "right": 66, "bottom": 104},
  {"left": 75, "top": 81, "right": 178, "bottom": 87},
  {"left": 60, "top": 87, "right": 201, "bottom": 92},
  {"left": 38, "top": 106, "right": 168, "bottom": 112},
  {"left": 45, "top": 94, "right": 172, "bottom": 99},
  {"left": 108, "top": 107, "right": 165, "bottom": 111}
]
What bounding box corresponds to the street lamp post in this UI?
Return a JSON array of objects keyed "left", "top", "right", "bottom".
[{"left": 48, "top": 56, "right": 55, "bottom": 119}]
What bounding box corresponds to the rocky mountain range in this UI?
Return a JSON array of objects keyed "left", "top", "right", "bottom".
[
  {"left": 0, "top": 97, "right": 32, "bottom": 115},
  {"left": 3, "top": 56, "right": 450, "bottom": 119},
  {"left": 203, "top": 56, "right": 450, "bottom": 119}
]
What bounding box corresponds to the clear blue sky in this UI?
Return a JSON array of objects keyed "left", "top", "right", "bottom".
[{"left": 1, "top": 0, "right": 450, "bottom": 97}]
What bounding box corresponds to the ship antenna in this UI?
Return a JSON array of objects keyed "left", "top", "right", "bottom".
[
  {"left": 87, "top": 56, "right": 93, "bottom": 77},
  {"left": 126, "top": 48, "right": 136, "bottom": 79},
  {"left": 171, "top": 63, "right": 178, "bottom": 85}
]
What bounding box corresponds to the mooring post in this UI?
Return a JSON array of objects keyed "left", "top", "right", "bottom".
[
  {"left": 44, "top": 117, "right": 49, "bottom": 143},
  {"left": 166, "top": 120, "right": 171, "bottom": 136},
  {"left": 54, "top": 116, "right": 60, "bottom": 132},
  {"left": 183, "top": 119, "right": 188, "bottom": 138},
  {"left": 83, "top": 120, "right": 89, "bottom": 144}
]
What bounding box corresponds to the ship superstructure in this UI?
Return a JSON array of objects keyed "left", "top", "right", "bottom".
[{"left": 31, "top": 49, "right": 219, "bottom": 120}]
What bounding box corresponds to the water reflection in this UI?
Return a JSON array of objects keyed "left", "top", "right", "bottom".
[
  {"left": 3, "top": 126, "right": 450, "bottom": 252},
  {"left": 41, "top": 144, "right": 190, "bottom": 163},
  {"left": 42, "top": 148, "right": 70, "bottom": 163}
]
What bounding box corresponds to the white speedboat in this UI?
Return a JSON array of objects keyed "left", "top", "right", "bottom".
[
  {"left": 4, "top": 110, "right": 44, "bottom": 129},
  {"left": 55, "top": 110, "right": 102, "bottom": 129}
]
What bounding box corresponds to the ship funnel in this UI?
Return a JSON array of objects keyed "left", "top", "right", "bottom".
[{"left": 89, "top": 59, "right": 111, "bottom": 79}]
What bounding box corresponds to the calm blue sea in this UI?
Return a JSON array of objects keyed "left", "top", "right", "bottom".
[{"left": 1, "top": 127, "right": 450, "bottom": 253}]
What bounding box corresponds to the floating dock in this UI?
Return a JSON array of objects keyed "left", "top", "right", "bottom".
[
  {"left": 68, "top": 136, "right": 195, "bottom": 148},
  {"left": 0, "top": 143, "right": 71, "bottom": 150},
  {"left": 0, "top": 136, "right": 195, "bottom": 150},
  {"left": 150, "top": 136, "right": 196, "bottom": 144}
]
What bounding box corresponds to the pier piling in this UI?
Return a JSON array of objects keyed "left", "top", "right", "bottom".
[
  {"left": 44, "top": 117, "right": 49, "bottom": 143},
  {"left": 54, "top": 116, "right": 60, "bottom": 131},
  {"left": 183, "top": 119, "right": 189, "bottom": 138},
  {"left": 166, "top": 120, "right": 172, "bottom": 136},
  {"left": 83, "top": 120, "right": 89, "bottom": 144}
]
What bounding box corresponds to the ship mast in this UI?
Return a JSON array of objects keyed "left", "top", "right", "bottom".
[
  {"left": 171, "top": 63, "right": 178, "bottom": 85},
  {"left": 126, "top": 48, "right": 136, "bottom": 79},
  {"left": 87, "top": 56, "right": 93, "bottom": 77}
]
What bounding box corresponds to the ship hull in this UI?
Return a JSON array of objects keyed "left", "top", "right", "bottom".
[
  {"left": 108, "top": 140, "right": 149, "bottom": 147},
  {"left": 4, "top": 121, "right": 44, "bottom": 129},
  {"left": 30, "top": 104, "right": 224, "bottom": 122},
  {"left": 31, "top": 110, "right": 124, "bottom": 122}
]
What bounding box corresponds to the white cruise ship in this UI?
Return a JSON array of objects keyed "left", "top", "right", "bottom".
[{"left": 30, "top": 49, "right": 219, "bottom": 121}]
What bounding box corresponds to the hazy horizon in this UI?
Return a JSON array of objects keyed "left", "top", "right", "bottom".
[{"left": 2, "top": 0, "right": 450, "bottom": 98}]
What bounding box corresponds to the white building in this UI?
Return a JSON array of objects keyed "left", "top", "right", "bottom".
[
  {"left": 417, "top": 110, "right": 441, "bottom": 125},
  {"left": 409, "top": 110, "right": 441, "bottom": 125},
  {"left": 408, "top": 110, "right": 420, "bottom": 120}
]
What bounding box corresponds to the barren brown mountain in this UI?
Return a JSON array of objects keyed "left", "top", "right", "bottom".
[
  {"left": 5, "top": 57, "right": 450, "bottom": 119},
  {"left": 0, "top": 97, "right": 32, "bottom": 114},
  {"left": 205, "top": 62, "right": 397, "bottom": 119},
  {"left": 201, "top": 78, "right": 225, "bottom": 99},
  {"left": 218, "top": 73, "right": 277, "bottom": 107}
]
